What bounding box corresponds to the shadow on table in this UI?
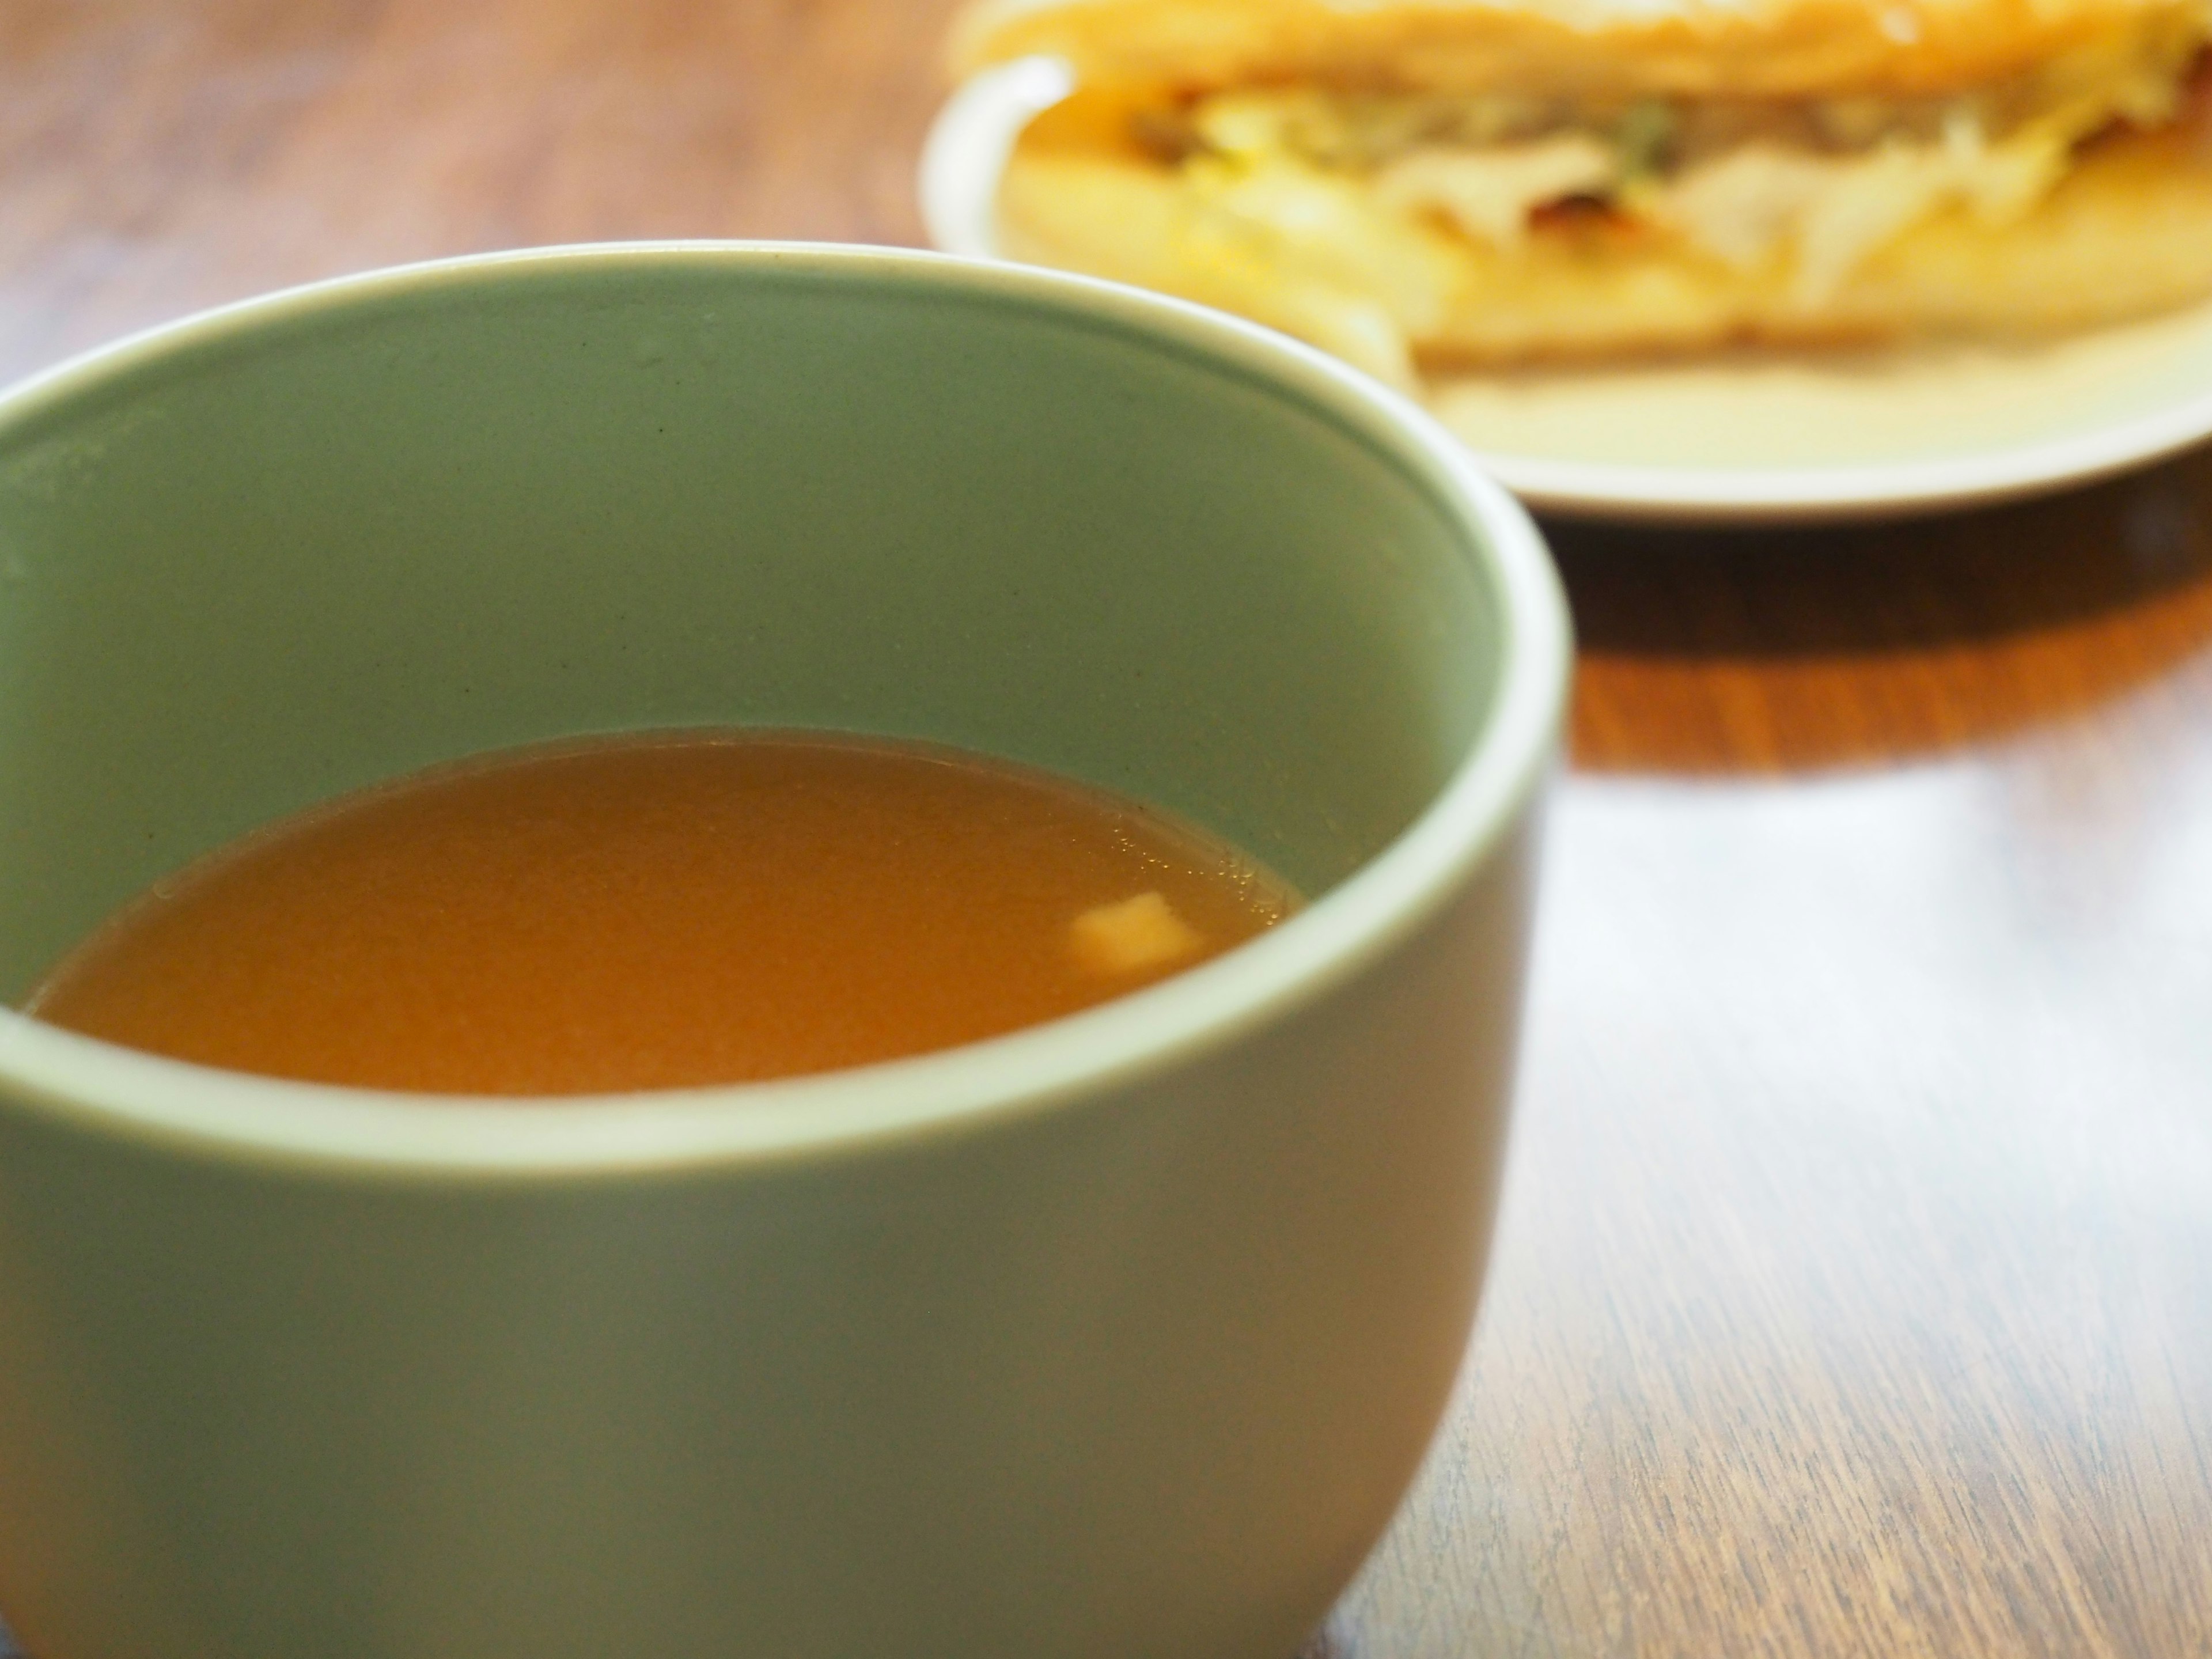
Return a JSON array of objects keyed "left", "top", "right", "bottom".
[{"left": 1551, "top": 445, "right": 2212, "bottom": 774}]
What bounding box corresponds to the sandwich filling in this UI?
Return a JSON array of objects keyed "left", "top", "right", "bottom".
[{"left": 1037, "top": 12, "right": 2212, "bottom": 374}]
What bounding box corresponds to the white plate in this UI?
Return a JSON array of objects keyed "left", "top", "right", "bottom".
[{"left": 919, "top": 58, "right": 2212, "bottom": 525}]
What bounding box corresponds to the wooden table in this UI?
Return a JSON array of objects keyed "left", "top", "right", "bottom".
[{"left": 7, "top": 2, "right": 2210, "bottom": 1653}]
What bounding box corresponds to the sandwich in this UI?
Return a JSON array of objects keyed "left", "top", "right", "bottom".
[{"left": 949, "top": 0, "right": 2212, "bottom": 385}]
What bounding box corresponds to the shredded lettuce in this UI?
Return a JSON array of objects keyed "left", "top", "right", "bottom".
[{"left": 1154, "top": 24, "right": 2206, "bottom": 295}]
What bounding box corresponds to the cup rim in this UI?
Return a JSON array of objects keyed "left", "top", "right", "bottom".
[{"left": 0, "top": 241, "right": 1570, "bottom": 1178}]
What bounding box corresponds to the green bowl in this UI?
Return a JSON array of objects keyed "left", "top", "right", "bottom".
[{"left": 0, "top": 243, "right": 1567, "bottom": 1659}]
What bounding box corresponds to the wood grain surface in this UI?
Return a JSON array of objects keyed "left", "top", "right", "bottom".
[{"left": 6, "top": 2, "right": 2211, "bottom": 1655}]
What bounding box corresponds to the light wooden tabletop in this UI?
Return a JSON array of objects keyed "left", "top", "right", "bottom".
[{"left": 7, "top": 2, "right": 2211, "bottom": 1654}]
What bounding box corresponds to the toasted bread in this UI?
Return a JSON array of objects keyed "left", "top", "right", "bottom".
[{"left": 955, "top": 0, "right": 2211, "bottom": 100}]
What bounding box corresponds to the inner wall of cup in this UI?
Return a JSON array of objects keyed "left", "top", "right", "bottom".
[{"left": 0, "top": 257, "right": 1501, "bottom": 1002}]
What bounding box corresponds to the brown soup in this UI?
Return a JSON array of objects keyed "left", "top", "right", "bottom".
[{"left": 23, "top": 731, "right": 1297, "bottom": 1094}]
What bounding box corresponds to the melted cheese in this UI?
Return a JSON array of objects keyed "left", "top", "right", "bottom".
[
  {"left": 1376, "top": 135, "right": 1619, "bottom": 247},
  {"left": 999, "top": 121, "right": 2212, "bottom": 370},
  {"left": 1157, "top": 29, "right": 2205, "bottom": 301},
  {"left": 1656, "top": 104, "right": 2099, "bottom": 296}
]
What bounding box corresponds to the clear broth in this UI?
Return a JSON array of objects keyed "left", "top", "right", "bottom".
[{"left": 24, "top": 731, "right": 1297, "bottom": 1094}]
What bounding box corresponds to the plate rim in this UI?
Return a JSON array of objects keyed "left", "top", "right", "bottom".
[{"left": 917, "top": 57, "right": 2212, "bottom": 526}]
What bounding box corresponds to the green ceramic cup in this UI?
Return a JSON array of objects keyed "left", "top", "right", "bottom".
[{"left": 0, "top": 244, "right": 1567, "bottom": 1659}]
